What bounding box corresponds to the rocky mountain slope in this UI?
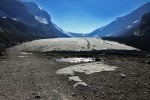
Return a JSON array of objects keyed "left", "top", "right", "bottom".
[
  {"left": 102, "top": 12, "right": 150, "bottom": 51},
  {"left": 0, "top": 0, "right": 68, "bottom": 53},
  {"left": 88, "top": 2, "right": 150, "bottom": 37}
]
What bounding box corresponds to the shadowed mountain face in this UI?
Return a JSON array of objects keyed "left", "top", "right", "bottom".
[
  {"left": 89, "top": 2, "right": 150, "bottom": 37},
  {"left": 138, "top": 12, "right": 150, "bottom": 36},
  {"left": 0, "top": 0, "right": 68, "bottom": 51},
  {"left": 102, "top": 12, "right": 150, "bottom": 51},
  {"left": 0, "top": 0, "right": 36, "bottom": 24},
  {"left": 21, "top": 1, "right": 52, "bottom": 25}
]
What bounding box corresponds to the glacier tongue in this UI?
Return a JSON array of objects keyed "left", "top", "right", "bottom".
[{"left": 12, "top": 38, "right": 139, "bottom": 52}]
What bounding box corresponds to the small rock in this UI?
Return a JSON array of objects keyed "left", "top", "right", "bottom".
[
  {"left": 109, "top": 85, "right": 113, "bottom": 88},
  {"left": 100, "top": 59, "right": 105, "bottom": 62},
  {"left": 95, "top": 58, "right": 100, "bottom": 61},
  {"left": 82, "top": 95, "right": 87, "bottom": 99},
  {"left": 113, "top": 91, "right": 117, "bottom": 94},
  {"left": 135, "top": 74, "right": 139, "bottom": 77},
  {"left": 32, "top": 93, "right": 36, "bottom": 95},
  {"left": 134, "top": 82, "right": 139, "bottom": 85},
  {"left": 34, "top": 96, "right": 41, "bottom": 99},
  {"left": 118, "top": 91, "right": 121, "bottom": 93},
  {"left": 140, "top": 61, "right": 145, "bottom": 63},
  {"left": 146, "top": 61, "right": 150, "bottom": 64},
  {"left": 121, "top": 59, "right": 126, "bottom": 61},
  {"left": 71, "top": 93, "right": 76, "bottom": 96},
  {"left": 130, "top": 73, "right": 135, "bottom": 75},
  {"left": 0, "top": 52, "right": 3, "bottom": 56},
  {"left": 120, "top": 74, "right": 126, "bottom": 78},
  {"left": 95, "top": 94, "right": 99, "bottom": 97},
  {"left": 93, "top": 89, "right": 97, "bottom": 94},
  {"left": 146, "top": 55, "right": 150, "bottom": 57},
  {"left": 101, "top": 92, "right": 105, "bottom": 95},
  {"left": 144, "top": 91, "right": 147, "bottom": 94}
]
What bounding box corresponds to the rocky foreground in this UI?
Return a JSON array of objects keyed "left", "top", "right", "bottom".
[{"left": 0, "top": 38, "right": 150, "bottom": 100}]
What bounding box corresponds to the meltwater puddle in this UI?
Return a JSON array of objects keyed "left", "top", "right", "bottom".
[{"left": 54, "top": 57, "right": 96, "bottom": 63}]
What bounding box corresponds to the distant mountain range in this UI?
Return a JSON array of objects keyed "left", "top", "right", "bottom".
[
  {"left": 88, "top": 2, "right": 150, "bottom": 37},
  {"left": 0, "top": 0, "right": 68, "bottom": 50},
  {"left": 83, "top": 2, "right": 150, "bottom": 51},
  {"left": 69, "top": 2, "right": 150, "bottom": 42},
  {"left": 65, "top": 32, "right": 86, "bottom": 37}
]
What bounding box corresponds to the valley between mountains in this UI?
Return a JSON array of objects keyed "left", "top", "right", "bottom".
[{"left": 0, "top": 0, "right": 150, "bottom": 100}]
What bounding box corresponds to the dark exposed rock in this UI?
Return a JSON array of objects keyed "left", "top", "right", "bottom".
[
  {"left": 146, "top": 61, "right": 150, "bottom": 64},
  {"left": 34, "top": 96, "right": 41, "bottom": 99},
  {"left": 102, "top": 12, "right": 150, "bottom": 51},
  {"left": 120, "top": 74, "right": 126, "bottom": 78},
  {"left": 95, "top": 58, "right": 100, "bottom": 61},
  {"left": 0, "top": 52, "right": 3, "bottom": 56},
  {"left": 71, "top": 93, "right": 76, "bottom": 96}
]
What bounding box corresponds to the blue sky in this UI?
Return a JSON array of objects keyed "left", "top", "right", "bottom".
[{"left": 23, "top": 0, "right": 150, "bottom": 33}]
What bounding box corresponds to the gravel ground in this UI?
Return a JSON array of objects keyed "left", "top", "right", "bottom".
[{"left": 0, "top": 48, "right": 150, "bottom": 100}]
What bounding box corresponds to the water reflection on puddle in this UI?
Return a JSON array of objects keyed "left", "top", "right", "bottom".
[{"left": 54, "top": 57, "right": 95, "bottom": 63}]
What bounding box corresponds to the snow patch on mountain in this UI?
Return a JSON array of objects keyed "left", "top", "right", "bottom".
[
  {"left": 127, "top": 25, "right": 132, "bottom": 28},
  {"left": 37, "top": 5, "right": 42, "bottom": 10},
  {"left": 2, "top": 17, "right": 7, "bottom": 19},
  {"left": 11, "top": 18, "right": 17, "bottom": 21},
  {"left": 133, "top": 20, "right": 139, "bottom": 24},
  {"left": 35, "top": 16, "right": 48, "bottom": 24}
]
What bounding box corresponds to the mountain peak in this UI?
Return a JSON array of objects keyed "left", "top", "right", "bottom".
[{"left": 21, "top": 1, "right": 51, "bottom": 25}]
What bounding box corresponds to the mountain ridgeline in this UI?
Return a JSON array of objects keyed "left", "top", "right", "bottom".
[
  {"left": 87, "top": 2, "right": 150, "bottom": 51},
  {"left": 0, "top": 0, "right": 68, "bottom": 51},
  {"left": 102, "top": 12, "right": 150, "bottom": 51},
  {"left": 88, "top": 2, "right": 150, "bottom": 37}
]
